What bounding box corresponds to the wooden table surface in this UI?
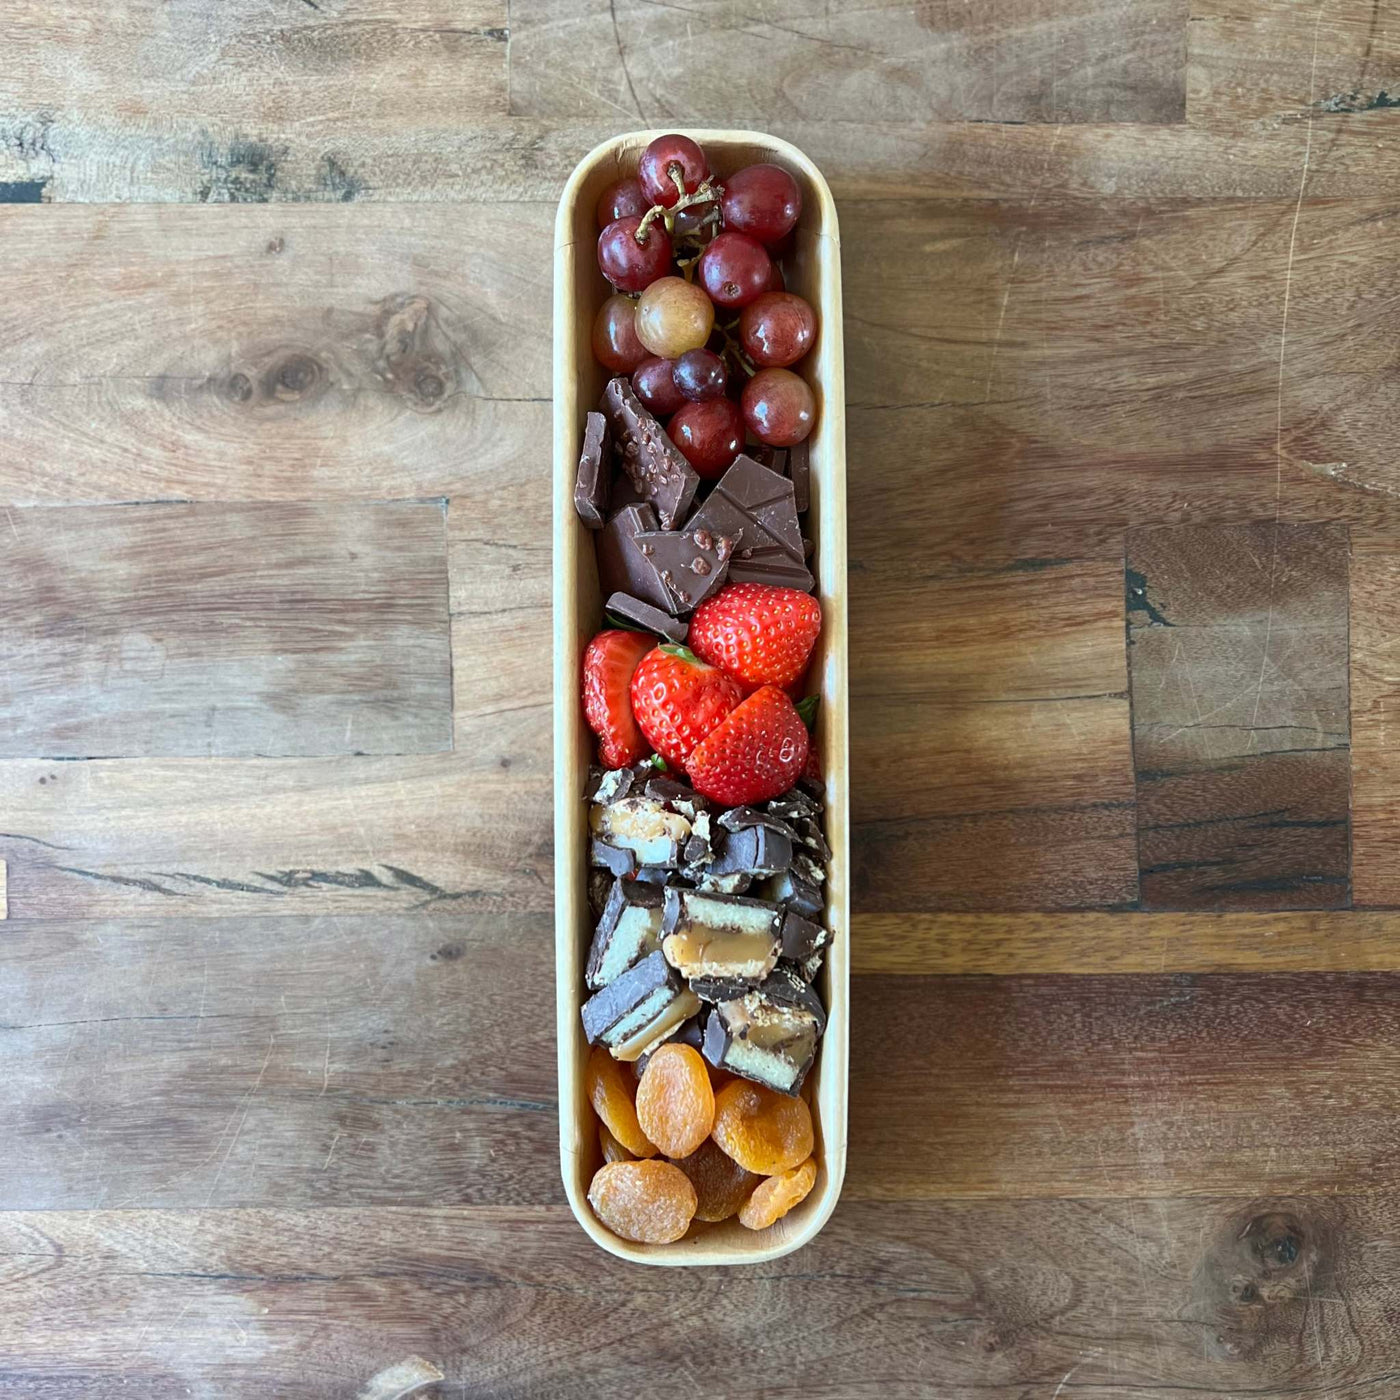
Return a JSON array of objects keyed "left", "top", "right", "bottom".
[{"left": 6, "top": 1, "right": 1400, "bottom": 1394}]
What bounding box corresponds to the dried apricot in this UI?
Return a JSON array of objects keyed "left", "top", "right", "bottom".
[
  {"left": 670, "top": 1138, "right": 761, "bottom": 1222},
  {"left": 635, "top": 1043, "right": 715, "bottom": 1158},
  {"left": 586, "top": 1045, "right": 657, "bottom": 1159},
  {"left": 588, "top": 1160, "right": 697, "bottom": 1243},
  {"left": 599, "top": 1121, "right": 633, "bottom": 1164},
  {"left": 738, "top": 1157, "right": 817, "bottom": 1230},
  {"left": 711, "top": 1079, "right": 813, "bottom": 1175}
]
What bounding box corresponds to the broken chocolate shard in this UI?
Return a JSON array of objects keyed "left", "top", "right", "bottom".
[
  {"left": 581, "top": 949, "right": 676, "bottom": 1046},
  {"left": 605, "top": 591, "right": 688, "bottom": 643},
  {"left": 588, "top": 868, "right": 614, "bottom": 919},
  {"left": 787, "top": 438, "right": 810, "bottom": 514},
  {"left": 794, "top": 816, "right": 832, "bottom": 862},
  {"left": 602, "top": 376, "right": 700, "bottom": 529},
  {"left": 702, "top": 825, "right": 793, "bottom": 881},
  {"left": 634, "top": 865, "right": 677, "bottom": 885},
  {"left": 644, "top": 778, "right": 711, "bottom": 815},
  {"left": 590, "top": 840, "right": 638, "bottom": 878},
  {"left": 700, "top": 966, "right": 825, "bottom": 1095},
  {"left": 661, "top": 887, "right": 781, "bottom": 982},
  {"left": 767, "top": 788, "right": 823, "bottom": 821},
  {"left": 632, "top": 525, "right": 737, "bottom": 615},
  {"left": 590, "top": 766, "right": 637, "bottom": 806},
  {"left": 586, "top": 879, "right": 666, "bottom": 990},
  {"left": 793, "top": 851, "right": 826, "bottom": 886},
  {"left": 718, "top": 805, "right": 802, "bottom": 843},
  {"left": 779, "top": 908, "right": 828, "bottom": 963},
  {"left": 590, "top": 796, "right": 690, "bottom": 868},
  {"left": 692, "top": 453, "right": 805, "bottom": 563},
  {"left": 596, "top": 504, "right": 670, "bottom": 611},
  {"left": 574, "top": 411, "right": 611, "bottom": 528},
  {"left": 691, "top": 974, "right": 761, "bottom": 1003},
  {"left": 760, "top": 869, "right": 823, "bottom": 920},
  {"left": 608, "top": 471, "right": 646, "bottom": 513}
]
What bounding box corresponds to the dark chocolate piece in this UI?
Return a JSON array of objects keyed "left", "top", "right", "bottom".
[
  {"left": 590, "top": 840, "right": 638, "bottom": 878},
  {"left": 802, "top": 537, "right": 814, "bottom": 560},
  {"left": 793, "top": 851, "right": 826, "bottom": 887},
  {"left": 587, "top": 868, "right": 613, "bottom": 919},
  {"left": 596, "top": 504, "right": 670, "bottom": 611},
  {"left": 634, "top": 865, "right": 675, "bottom": 885},
  {"left": 586, "top": 879, "right": 666, "bottom": 989},
  {"left": 700, "top": 967, "right": 825, "bottom": 1095},
  {"left": 702, "top": 825, "right": 793, "bottom": 880},
  {"left": 605, "top": 590, "right": 688, "bottom": 643},
  {"left": 581, "top": 949, "right": 676, "bottom": 1045},
  {"left": 574, "top": 411, "right": 611, "bottom": 528},
  {"left": 590, "top": 766, "right": 637, "bottom": 806},
  {"left": 794, "top": 816, "right": 831, "bottom": 863},
  {"left": 602, "top": 377, "right": 700, "bottom": 529},
  {"left": 718, "top": 805, "right": 802, "bottom": 843},
  {"left": 779, "top": 908, "right": 828, "bottom": 963},
  {"left": 584, "top": 766, "right": 605, "bottom": 802},
  {"left": 692, "top": 454, "right": 805, "bottom": 561},
  {"left": 644, "top": 778, "right": 711, "bottom": 814},
  {"left": 761, "top": 869, "right": 823, "bottom": 920},
  {"left": 683, "top": 809, "right": 717, "bottom": 867},
  {"left": 787, "top": 438, "right": 810, "bottom": 514},
  {"left": 767, "top": 788, "right": 823, "bottom": 821},
  {"left": 608, "top": 471, "right": 646, "bottom": 513},
  {"left": 633, "top": 524, "right": 737, "bottom": 615},
  {"left": 691, "top": 975, "right": 760, "bottom": 1003}
]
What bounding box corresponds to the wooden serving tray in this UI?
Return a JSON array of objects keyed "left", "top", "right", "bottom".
[{"left": 553, "top": 129, "right": 848, "bottom": 1265}]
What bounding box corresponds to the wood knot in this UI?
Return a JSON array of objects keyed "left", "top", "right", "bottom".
[
  {"left": 226, "top": 372, "right": 253, "bottom": 403},
  {"left": 269, "top": 354, "right": 322, "bottom": 401},
  {"left": 414, "top": 367, "right": 446, "bottom": 403}
]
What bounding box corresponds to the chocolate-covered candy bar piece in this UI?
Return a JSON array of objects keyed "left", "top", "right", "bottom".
[
  {"left": 760, "top": 868, "right": 823, "bottom": 920},
  {"left": 787, "top": 438, "right": 810, "bottom": 514},
  {"left": 634, "top": 865, "right": 678, "bottom": 885},
  {"left": 794, "top": 816, "right": 832, "bottom": 862},
  {"left": 702, "top": 824, "right": 793, "bottom": 881},
  {"left": 590, "top": 797, "right": 690, "bottom": 867},
  {"left": 687, "top": 454, "right": 813, "bottom": 592},
  {"left": 612, "top": 987, "right": 703, "bottom": 1062},
  {"left": 590, "top": 840, "right": 638, "bottom": 878},
  {"left": 589, "top": 766, "right": 637, "bottom": 806},
  {"left": 661, "top": 887, "right": 781, "bottom": 982},
  {"left": 574, "top": 411, "right": 611, "bottom": 528},
  {"left": 701, "top": 967, "right": 825, "bottom": 1095},
  {"left": 602, "top": 376, "right": 700, "bottom": 529},
  {"left": 633, "top": 524, "right": 737, "bottom": 615},
  {"left": 597, "top": 504, "right": 670, "bottom": 611},
  {"left": 690, "top": 974, "right": 760, "bottom": 1003},
  {"left": 718, "top": 805, "right": 802, "bottom": 843},
  {"left": 644, "top": 778, "right": 710, "bottom": 820},
  {"left": 633, "top": 1013, "right": 705, "bottom": 1076},
  {"left": 605, "top": 591, "right": 688, "bottom": 643},
  {"left": 581, "top": 949, "right": 676, "bottom": 1046},
  {"left": 681, "top": 809, "right": 716, "bottom": 867},
  {"left": 586, "top": 879, "right": 666, "bottom": 989},
  {"left": 793, "top": 851, "right": 826, "bottom": 886},
  {"left": 694, "top": 870, "right": 752, "bottom": 895},
  {"left": 779, "top": 908, "right": 828, "bottom": 963},
  {"left": 795, "top": 950, "right": 825, "bottom": 983}
]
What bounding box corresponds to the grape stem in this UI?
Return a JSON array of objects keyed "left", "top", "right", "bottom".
[{"left": 633, "top": 177, "right": 725, "bottom": 245}]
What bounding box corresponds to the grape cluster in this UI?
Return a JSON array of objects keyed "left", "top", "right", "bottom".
[{"left": 591, "top": 135, "right": 818, "bottom": 477}]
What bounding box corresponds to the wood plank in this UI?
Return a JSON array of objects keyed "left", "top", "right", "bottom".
[
  {"left": 849, "top": 972, "right": 1400, "bottom": 1199},
  {"left": 0, "top": 750, "right": 550, "bottom": 919},
  {"left": 509, "top": 0, "right": 1187, "bottom": 125},
  {"left": 0, "top": 1, "right": 507, "bottom": 203},
  {"left": 3, "top": 1197, "right": 1397, "bottom": 1398},
  {"left": 844, "top": 196, "right": 1400, "bottom": 564},
  {"left": 0, "top": 913, "right": 555, "bottom": 1209},
  {"left": 854, "top": 556, "right": 1136, "bottom": 910},
  {"left": 0, "top": 203, "right": 550, "bottom": 505},
  {"left": 1128, "top": 523, "right": 1350, "bottom": 909},
  {"left": 0, "top": 502, "right": 451, "bottom": 758},
  {"left": 1349, "top": 527, "right": 1400, "bottom": 906},
  {"left": 851, "top": 910, "right": 1400, "bottom": 975}
]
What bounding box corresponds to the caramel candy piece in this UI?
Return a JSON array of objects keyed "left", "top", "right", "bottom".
[{"left": 660, "top": 887, "right": 781, "bottom": 983}]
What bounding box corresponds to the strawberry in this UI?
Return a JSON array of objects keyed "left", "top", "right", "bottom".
[
  {"left": 582, "top": 629, "right": 654, "bottom": 768},
  {"left": 684, "top": 685, "right": 809, "bottom": 805},
  {"left": 630, "top": 644, "right": 742, "bottom": 770},
  {"left": 688, "top": 583, "right": 822, "bottom": 691}
]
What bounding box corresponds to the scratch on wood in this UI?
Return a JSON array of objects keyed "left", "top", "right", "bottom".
[{"left": 53, "top": 866, "right": 187, "bottom": 898}]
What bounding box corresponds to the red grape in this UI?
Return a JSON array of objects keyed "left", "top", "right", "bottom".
[
  {"left": 721, "top": 164, "right": 802, "bottom": 244},
  {"left": 741, "top": 368, "right": 814, "bottom": 447},
  {"left": 592, "top": 293, "right": 648, "bottom": 372},
  {"left": 596, "top": 177, "right": 650, "bottom": 230},
  {"left": 598, "top": 215, "right": 672, "bottom": 293},
  {"left": 673, "top": 200, "right": 719, "bottom": 243},
  {"left": 638, "top": 134, "right": 711, "bottom": 209},
  {"left": 634, "top": 276, "right": 714, "bottom": 358},
  {"left": 739, "top": 292, "right": 816, "bottom": 368},
  {"left": 698, "top": 231, "right": 773, "bottom": 309},
  {"left": 633, "top": 356, "right": 685, "bottom": 415},
  {"left": 673, "top": 348, "right": 727, "bottom": 402},
  {"left": 763, "top": 258, "right": 786, "bottom": 293},
  {"left": 669, "top": 398, "right": 743, "bottom": 478}
]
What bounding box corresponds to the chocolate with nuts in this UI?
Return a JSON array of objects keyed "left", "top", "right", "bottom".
[{"left": 602, "top": 376, "right": 700, "bottom": 529}]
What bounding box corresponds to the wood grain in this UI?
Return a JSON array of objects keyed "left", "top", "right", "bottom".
[
  {"left": 850, "top": 910, "right": 1400, "bottom": 974},
  {"left": 0, "top": 203, "right": 551, "bottom": 506},
  {"left": 849, "top": 972, "right": 1400, "bottom": 1199},
  {"left": 1128, "top": 523, "right": 1351, "bottom": 909},
  {"left": 511, "top": 0, "right": 1188, "bottom": 125},
  {"left": 0, "top": 912, "right": 555, "bottom": 1209},
  {"left": 854, "top": 557, "right": 1136, "bottom": 910},
  {"left": 0, "top": 502, "right": 451, "bottom": 758},
  {"left": 3, "top": 1196, "right": 1397, "bottom": 1399}
]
